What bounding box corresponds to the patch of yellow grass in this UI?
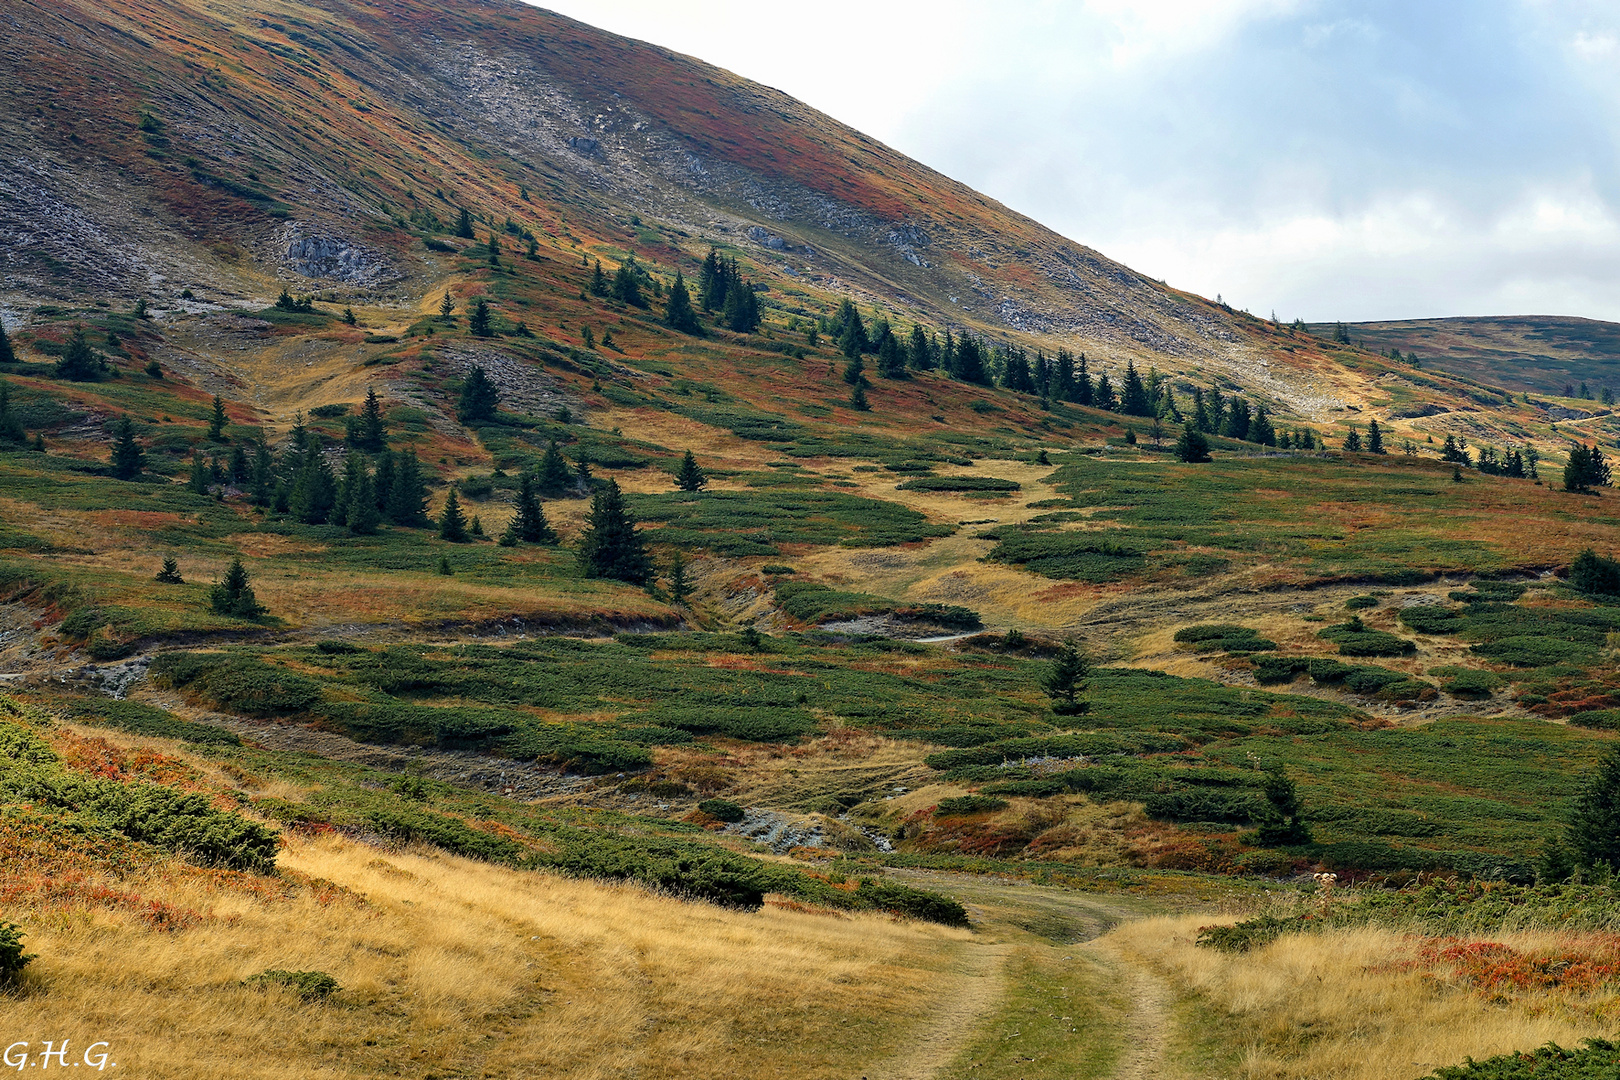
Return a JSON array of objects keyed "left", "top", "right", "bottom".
[
  {"left": 1107, "top": 915, "right": 1617, "bottom": 1079},
  {"left": 1, "top": 831, "right": 971, "bottom": 1078}
]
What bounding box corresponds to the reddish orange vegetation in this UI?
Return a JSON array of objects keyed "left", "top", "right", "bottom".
[{"left": 1411, "top": 937, "right": 1620, "bottom": 997}]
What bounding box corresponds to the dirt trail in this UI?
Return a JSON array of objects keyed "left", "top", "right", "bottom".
[
  {"left": 865, "top": 870, "right": 1179, "bottom": 1080},
  {"left": 863, "top": 940, "right": 1013, "bottom": 1080},
  {"left": 1087, "top": 937, "right": 1177, "bottom": 1080}
]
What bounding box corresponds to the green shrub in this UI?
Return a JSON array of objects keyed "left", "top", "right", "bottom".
[
  {"left": 150, "top": 653, "right": 322, "bottom": 715},
  {"left": 1568, "top": 710, "right": 1620, "bottom": 731},
  {"left": 934, "top": 795, "right": 1008, "bottom": 816},
  {"left": 1570, "top": 550, "right": 1620, "bottom": 596},
  {"left": 1399, "top": 605, "right": 1465, "bottom": 634},
  {"left": 245, "top": 969, "right": 340, "bottom": 1001},
  {"left": 853, "top": 880, "right": 969, "bottom": 926},
  {"left": 984, "top": 532, "right": 1145, "bottom": 582},
  {"left": 895, "top": 476, "right": 1021, "bottom": 493},
  {"left": 1251, "top": 656, "right": 1311, "bottom": 684},
  {"left": 1474, "top": 636, "right": 1598, "bottom": 667},
  {"left": 1420, "top": 1039, "right": 1620, "bottom": 1079},
  {"left": 760, "top": 564, "right": 797, "bottom": 576},
  {"left": 1317, "top": 619, "right": 1415, "bottom": 657},
  {"left": 1195, "top": 914, "right": 1302, "bottom": 953},
  {"left": 1173, "top": 624, "right": 1276, "bottom": 654},
  {"left": 0, "top": 922, "right": 34, "bottom": 982},
  {"left": 697, "top": 798, "right": 745, "bottom": 822},
  {"left": 1344, "top": 595, "right": 1379, "bottom": 610}
]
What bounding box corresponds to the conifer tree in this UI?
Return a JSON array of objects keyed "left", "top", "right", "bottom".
[
  {"left": 1251, "top": 765, "right": 1312, "bottom": 845},
  {"left": 1175, "top": 422, "right": 1211, "bottom": 463},
  {"left": 1093, "top": 371, "right": 1116, "bottom": 411},
  {"left": 155, "top": 556, "right": 183, "bottom": 584},
  {"left": 849, "top": 382, "right": 870, "bottom": 411},
  {"left": 455, "top": 206, "right": 475, "bottom": 239},
  {"left": 188, "top": 451, "right": 210, "bottom": 495},
  {"left": 507, "top": 473, "right": 557, "bottom": 544},
  {"left": 1250, "top": 407, "right": 1276, "bottom": 447},
  {"left": 1569, "top": 742, "right": 1620, "bottom": 870},
  {"left": 664, "top": 270, "right": 702, "bottom": 335},
  {"left": 1120, "top": 360, "right": 1152, "bottom": 416},
  {"left": 669, "top": 550, "right": 691, "bottom": 603},
  {"left": 0, "top": 319, "right": 15, "bottom": 365},
  {"left": 1073, "top": 355, "right": 1093, "bottom": 406},
  {"left": 1041, "top": 641, "right": 1090, "bottom": 714},
  {"left": 877, "top": 332, "right": 907, "bottom": 378},
  {"left": 0, "top": 380, "right": 23, "bottom": 444},
  {"left": 724, "top": 279, "right": 759, "bottom": 333},
  {"left": 440, "top": 292, "right": 455, "bottom": 320},
  {"left": 674, "top": 450, "right": 707, "bottom": 492},
  {"left": 386, "top": 449, "right": 429, "bottom": 526},
  {"left": 954, "top": 336, "right": 988, "bottom": 385},
  {"left": 838, "top": 305, "right": 868, "bottom": 359},
  {"left": 457, "top": 365, "right": 499, "bottom": 422},
  {"left": 346, "top": 471, "right": 380, "bottom": 535},
  {"left": 487, "top": 232, "right": 501, "bottom": 268},
  {"left": 468, "top": 298, "right": 493, "bottom": 338},
  {"left": 843, "top": 353, "right": 867, "bottom": 387},
  {"left": 290, "top": 435, "right": 337, "bottom": 524},
  {"left": 1343, "top": 425, "right": 1362, "bottom": 452},
  {"left": 251, "top": 440, "right": 273, "bottom": 507},
  {"left": 577, "top": 478, "right": 653, "bottom": 583},
  {"left": 208, "top": 557, "right": 262, "bottom": 618},
  {"left": 537, "top": 439, "right": 574, "bottom": 496},
  {"left": 590, "top": 260, "right": 609, "bottom": 298},
  {"left": 207, "top": 394, "right": 228, "bottom": 441},
  {"left": 357, "top": 387, "right": 387, "bottom": 452},
  {"left": 109, "top": 417, "right": 145, "bottom": 480},
  {"left": 54, "top": 325, "right": 105, "bottom": 381},
  {"left": 612, "top": 259, "right": 645, "bottom": 307},
  {"left": 438, "top": 485, "right": 469, "bottom": 542},
  {"left": 908, "top": 324, "right": 933, "bottom": 370},
  {"left": 698, "top": 248, "right": 725, "bottom": 311},
  {"left": 336, "top": 451, "right": 367, "bottom": 525},
  {"left": 230, "top": 443, "right": 250, "bottom": 483},
  {"left": 1366, "top": 418, "right": 1385, "bottom": 454}
]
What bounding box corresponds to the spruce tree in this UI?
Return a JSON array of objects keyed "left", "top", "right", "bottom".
[
  {"left": 1366, "top": 418, "right": 1385, "bottom": 454},
  {"left": 347, "top": 472, "right": 380, "bottom": 534},
  {"left": 724, "top": 279, "right": 759, "bottom": 333},
  {"left": 207, "top": 394, "right": 228, "bottom": 441},
  {"left": 1120, "top": 361, "right": 1152, "bottom": 416},
  {"left": 289, "top": 434, "right": 337, "bottom": 524},
  {"left": 0, "top": 318, "right": 14, "bottom": 365},
  {"left": 54, "top": 325, "right": 105, "bottom": 381},
  {"left": 578, "top": 478, "right": 653, "bottom": 584},
  {"left": 387, "top": 449, "right": 429, "bottom": 525},
  {"left": 487, "top": 232, "right": 501, "bottom": 267},
  {"left": 908, "top": 324, "right": 932, "bottom": 371},
  {"left": 188, "top": 451, "right": 211, "bottom": 495},
  {"left": 674, "top": 450, "right": 707, "bottom": 492},
  {"left": 456, "top": 365, "right": 499, "bottom": 422},
  {"left": 438, "top": 485, "right": 469, "bottom": 542},
  {"left": 612, "top": 260, "right": 645, "bottom": 307},
  {"left": 509, "top": 473, "right": 557, "bottom": 543},
  {"left": 838, "top": 306, "right": 869, "bottom": 359},
  {"left": 1251, "top": 765, "right": 1312, "bottom": 845},
  {"left": 537, "top": 439, "right": 574, "bottom": 496},
  {"left": 208, "top": 557, "right": 262, "bottom": 618},
  {"left": 455, "top": 206, "right": 475, "bottom": 239},
  {"left": 1343, "top": 425, "right": 1362, "bottom": 452},
  {"left": 698, "top": 248, "right": 725, "bottom": 311},
  {"left": 440, "top": 292, "right": 455, "bottom": 320},
  {"left": 953, "top": 336, "right": 988, "bottom": 385},
  {"left": 230, "top": 443, "right": 250, "bottom": 483},
  {"left": 1092, "top": 371, "right": 1116, "bottom": 410},
  {"left": 664, "top": 270, "right": 702, "bottom": 335},
  {"left": 1174, "top": 422, "right": 1211, "bottom": 463},
  {"left": 468, "top": 298, "right": 493, "bottom": 338},
  {"left": 843, "top": 353, "right": 867, "bottom": 387},
  {"left": 849, "top": 382, "right": 870, "bottom": 411},
  {"left": 336, "top": 451, "right": 367, "bottom": 525},
  {"left": 877, "top": 332, "right": 907, "bottom": 379},
  {"left": 669, "top": 550, "right": 691, "bottom": 603},
  {"left": 251, "top": 440, "right": 273, "bottom": 507},
  {"left": 0, "top": 381, "right": 22, "bottom": 444},
  {"left": 357, "top": 387, "right": 387, "bottom": 452},
  {"left": 155, "top": 556, "right": 183, "bottom": 584},
  {"left": 1041, "top": 641, "right": 1089, "bottom": 714},
  {"left": 590, "top": 260, "right": 609, "bottom": 298},
  {"left": 1250, "top": 407, "right": 1276, "bottom": 447},
  {"left": 109, "top": 416, "right": 145, "bottom": 480}
]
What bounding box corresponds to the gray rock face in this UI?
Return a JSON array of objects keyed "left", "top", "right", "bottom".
[{"left": 280, "top": 223, "right": 398, "bottom": 285}]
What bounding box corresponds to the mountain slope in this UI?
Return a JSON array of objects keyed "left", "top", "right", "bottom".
[{"left": 1311, "top": 316, "right": 1620, "bottom": 399}]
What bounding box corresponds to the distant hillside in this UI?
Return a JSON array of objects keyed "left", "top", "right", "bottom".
[{"left": 1307, "top": 316, "right": 1620, "bottom": 398}]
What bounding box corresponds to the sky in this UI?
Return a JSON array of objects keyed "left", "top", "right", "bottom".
[{"left": 533, "top": 1, "right": 1620, "bottom": 323}]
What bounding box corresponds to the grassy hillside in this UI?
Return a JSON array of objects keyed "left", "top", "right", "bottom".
[{"left": 5, "top": 0, "right": 1620, "bottom": 1075}]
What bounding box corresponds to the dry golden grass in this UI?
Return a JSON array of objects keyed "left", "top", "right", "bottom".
[
  {"left": 1107, "top": 915, "right": 1620, "bottom": 1079},
  {"left": 1, "top": 831, "right": 972, "bottom": 1079}
]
